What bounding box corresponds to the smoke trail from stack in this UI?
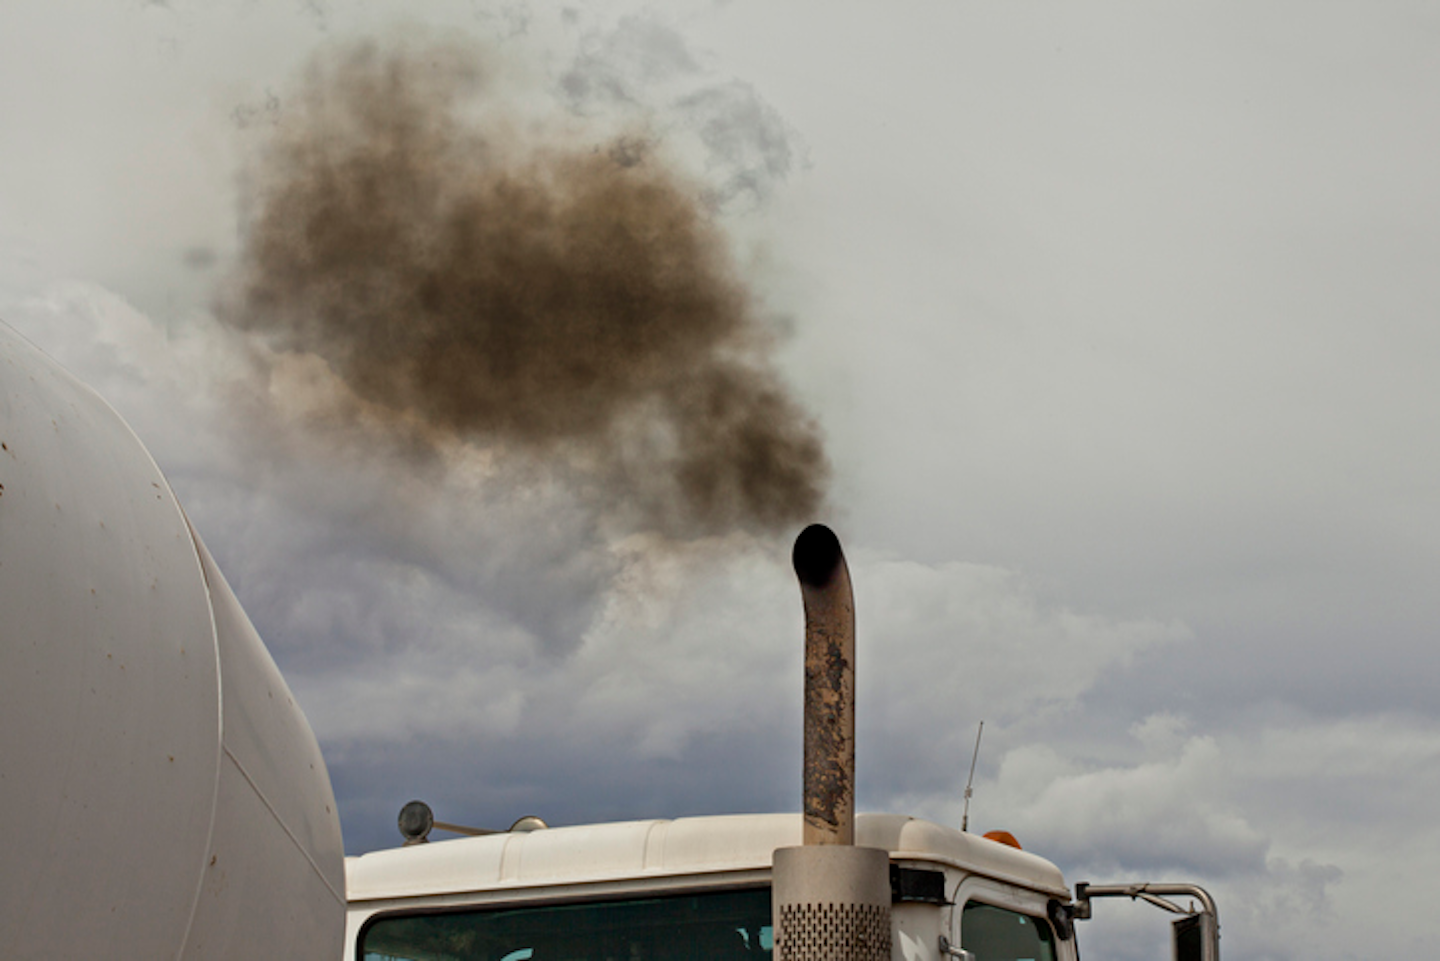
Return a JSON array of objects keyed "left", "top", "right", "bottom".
[{"left": 222, "top": 36, "right": 827, "bottom": 536}]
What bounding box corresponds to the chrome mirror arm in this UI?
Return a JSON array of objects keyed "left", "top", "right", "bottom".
[{"left": 938, "top": 935, "right": 975, "bottom": 960}]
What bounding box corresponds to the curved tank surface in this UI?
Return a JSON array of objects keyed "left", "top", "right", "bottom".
[{"left": 0, "top": 320, "right": 344, "bottom": 958}]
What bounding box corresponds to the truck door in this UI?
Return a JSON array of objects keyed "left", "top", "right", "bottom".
[{"left": 948, "top": 878, "right": 1073, "bottom": 961}]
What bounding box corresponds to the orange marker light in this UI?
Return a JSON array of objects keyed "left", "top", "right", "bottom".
[{"left": 982, "top": 830, "right": 1022, "bottom": 850}]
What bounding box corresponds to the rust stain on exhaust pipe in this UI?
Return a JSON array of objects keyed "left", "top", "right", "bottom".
[{"left": 793, "top": 524, "right": 855, "bottom": 846}]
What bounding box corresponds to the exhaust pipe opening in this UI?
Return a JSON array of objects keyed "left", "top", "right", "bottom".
[{"left": 793, "top": 523, "right": 845, "bottom": 589}]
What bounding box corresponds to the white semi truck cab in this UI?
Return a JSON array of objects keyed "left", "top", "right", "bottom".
[{"left": 347, "top": 813, "right": 1073, "bottom": 961}]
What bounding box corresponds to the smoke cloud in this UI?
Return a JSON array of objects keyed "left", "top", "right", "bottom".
[{"left": 222, "top": 36, "right": 827, "bottom": 536}]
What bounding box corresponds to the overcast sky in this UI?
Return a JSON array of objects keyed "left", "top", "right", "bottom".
[{"left": 4, "top": 2, "right": 1439, "bottom": 959}]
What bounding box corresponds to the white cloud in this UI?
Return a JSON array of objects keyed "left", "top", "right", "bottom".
[
  {"left": 856, "top": 553, "right": 1188, "bottom": 728},
  {"left": 992, "top": 736, "right": 1269, "bottom": 878}
]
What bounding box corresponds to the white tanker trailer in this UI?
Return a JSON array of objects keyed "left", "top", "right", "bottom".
[
  {"left": 0, "top": 320, "right": 344, "bottom": 958},
  {"left": 0, "top": 318, "right": 1219, "bottom": 960}
]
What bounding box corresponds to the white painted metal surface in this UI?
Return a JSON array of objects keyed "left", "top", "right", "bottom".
[
  {"left": 346, "top": 812, "right": 1069, "bottom": 904},
  {"left": 0, "top": 321, "right": 344, "bottom": 958}
]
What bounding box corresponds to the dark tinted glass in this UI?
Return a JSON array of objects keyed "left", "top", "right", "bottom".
[
  {"left": 362, "top": 887, "right": 773, "bottom": 961},
  {"left": 960, "top": 901, "right": 1056, "bottom": 961}
]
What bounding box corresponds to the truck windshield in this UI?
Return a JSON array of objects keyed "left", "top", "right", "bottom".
[
  {"left": 361, "top": 887, "right": 773, "bottom": 961},
  {"left": 960, "top": 902, "right": 1056, "bottom": 961}
]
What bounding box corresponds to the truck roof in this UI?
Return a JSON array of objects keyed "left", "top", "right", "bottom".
[{"left": 346, "top": 813, "right": 1069, "bottom": 903}]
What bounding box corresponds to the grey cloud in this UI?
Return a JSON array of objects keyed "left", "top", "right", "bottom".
[
  {"left": 469, "top": 3, "right": 532, "bottom": 39},
  {"left": 675, "top": 81, "right": 797, "bottom": 208},
  {"left": 231, "top": 89, "right": 282, "bottom": 130},
  {"left": 850, "top": 554, "right": 1187, "bottom": 804},
  {"left": 14, "top": 279, "right": 1439, "bottom": 961},
  {"left": 5, "top": 292, "right": 1181, "bottom": 859},
  {"left": 1208, "top": 858, "right": 1348, "bottom": 961},
  {"left": 278, "top": 534, "right": 1187, "bottom": 854},
  {"left": 559, "top": 15, "right": 702, "bottom": 112},
  {"left": 324, "top": 722, "right": 800, "bottom": 855},
  {"left": 985, "top": 737, "right": 1270, "bottom": 880},
  {"left": 557, "top": 11, "right": 802, "bottom": 210},
  {"left": 1259, "top": 858, "right": 1345, "bottom": 922}
]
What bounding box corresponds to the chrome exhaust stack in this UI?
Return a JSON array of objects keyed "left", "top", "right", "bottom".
[{"left": 773, "top": 524, "right": 891, "bottom": 961}]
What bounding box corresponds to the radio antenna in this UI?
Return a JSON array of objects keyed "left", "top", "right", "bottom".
[{"left": 961, "top": 720, "right": 984, "bottom": 833}]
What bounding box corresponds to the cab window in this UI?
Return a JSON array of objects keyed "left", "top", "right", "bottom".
[
  {"left": 361, "top": 887, "right": 772, "bottom": 961},
  {"left": 960, "top": 902, "right": 1055, "bottom": 961}
]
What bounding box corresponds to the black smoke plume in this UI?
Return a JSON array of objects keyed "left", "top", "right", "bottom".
[{"left": 223, "top": 37, "right": 827, "bottom": 536}]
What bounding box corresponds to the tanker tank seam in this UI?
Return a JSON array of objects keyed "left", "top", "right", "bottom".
[{"left": 222, "top": 742, "right": 346, "bottom": 906}]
